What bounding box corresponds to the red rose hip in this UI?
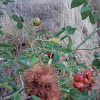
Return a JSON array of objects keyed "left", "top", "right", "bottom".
[
  {"left": 73, "top": 82, "right": 84, "bottom": 89},
  {"left": 84, "top": 70, "right": 93, "bottom": 79},
  {"left": 74, "top": 74, "right": 85, "bottom": 82}
]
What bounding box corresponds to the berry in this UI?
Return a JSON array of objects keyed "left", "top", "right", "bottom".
[
  {"left": 74, "top": 74, "right": 85, "bottom": 82},
  {"left": 33, "top": 17, "right": 41, "bottom": 26},
  {"left": 84, "top": 78, "right": 90, "bottom": 84},
  {"left": 84, "top": 70, "right": 93, "bottom": 79},
  {"left": 73, "top": 82, "right": 84, "bottom": 89}
]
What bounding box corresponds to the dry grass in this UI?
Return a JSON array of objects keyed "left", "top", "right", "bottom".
[{"left": 0, "top": 0, "right": 100, "bottom": 99}]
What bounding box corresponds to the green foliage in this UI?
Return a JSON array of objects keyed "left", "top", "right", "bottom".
[
  {"left": 0, "top": 0, "right": 100, "bottom": 99},
  {"left": 32, "top": 95, "right": 41, "bottom": 100},
  {"left": 56, "top": 63, "right": 70, "bottom": 72},
  {"left": 0, "top": 43, "right": 14, "bottom": 48},
  {"left": 55, "top": 28, "right": 66, "bottom": 37},
  {"left": 0, "top": 82, "right": 13, "bottom": 90},
  {"left": 12, "top": 14, "right": 24, "bottom": 29},
  {"left": 71, "top": 0, "right": 83, "bottom": 8},
  {"left": 69, "top": 88, "right": 80, "bottom": 98},
  {"left": 29, "top": 54, "right": 37, "bottom": 64},
  {"left": 92, "top": 59, "right": 100, "bottom": 69},
  {"left": 66, "top": 26, "right": 76, "bottom": 35},
  {"left": 0, "top": 30, "right": 4, "bottom": 35}
]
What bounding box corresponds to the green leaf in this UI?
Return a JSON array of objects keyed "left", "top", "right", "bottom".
[
  {"left": 71, "top": 0, "right": 83, "bottom": 8},
  {"left": 67, "top": 35, "right": 73, "bottom": 49},
  {"left": 66, "top": 26, "right": 76, "bottom": 35},
  {"left": 17, "top": 69, "right": 25, "bottom": 72},
  {"left": 30, "top": 54, "right": 37, "bottom": 64},
  {"left": 6, "top": 0, "right": 15, "bottom": 2},
  {"left": 0, "top": 10, "right": 4, "bottom": 14},
  {"left": 94, "top": 51, "right": 100, "bottom": 58},
  {"left": 13, "top": 92, "right": 22, "bottom": 100},
  {"left": 0, "top": 43, "right": 14, "bottom": 48},
  {"left": 93, "top": 12, "right": 100, "bottom": 20},
  {"left": 56, "top": 63, "right": 70, "bottom": 72},
  {"left": 17, "top": 59, "right": 30, "bottom": 68},
  {"left": 55, "top": 28, "right": 66, "bottom": 37},
  {"left": 6, "top": 50, "right": 13, "bottom": 58},
  {"left": 12, "top": 14, "right": 20, "bottom": 21},
  {"left": 0, "top": 64, "right": 3, "bottom": 70},
  {"left": 80, "top": 0, "right": 88, "bottom": 5},
  {"left": 80, "top": 5, "right": 92, "bottom": 13},
  {"left": 31, "top": 95, "right": 41, "bottom": 100},
  {"left": 0, "top": 82, "right": 13, "bottom": 90},
  {"left": 17, "top": 21, "right": 23, "bottom": 29},
  {"left": 89, "top": 12, "right": 96, "bottom": 24},
  {"left": 61, "top": 47, "right": 72, "bottom": 54},
  {"left": 54, "top": 55, "right": 60, "bottom": 63},
  {"left": 69, "top": 88, "right": 80, "bottom": 98},
  {"left": 12, "top": 60, "right": 18, "bottom": 69},
  {"left": 20, "top": 16, "right": 24, "bottom": 22},
  {"left": 9, "top": 81, "right": 18, "bottom": 91},
  {"left": 2, "top": 1, "right": 8, "bottom": 5},
  {"left": 80, "top": 5, "right": 92, "bottom": 20},
  {"left": 82, "top": 90, "right": 88, "bottom": 96},
  {"left": 60, "top": 35, "right": 68, "bottom": 40},
  {"left": 92, "top": 59, "right": 100, "bottom": 69},
  {"left": 0, "top": 30, "right": 4, "bottom": 35},
  {"left": 81, "top": 11, "right": 90, "bottom": 20}
]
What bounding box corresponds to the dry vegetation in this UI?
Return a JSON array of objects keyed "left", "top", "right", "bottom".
[{"left": 0, "top": 0, "right": 100, "bottom": 100}]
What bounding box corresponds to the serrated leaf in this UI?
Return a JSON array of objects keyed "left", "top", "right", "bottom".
[
  {"left": 12, "top": 14, "right": 20, "bottom": 21},
  {"left": 60, "top": 35, "right": 68, "bottom": 40},
  {"left": 20, "top": 16, "right": 24, "bottom": 22},
  {"left": 81, "top": 11, "right": 90, "bottom": 20},
  {"left": 17, "top": 21, "right": 23, "bottom": 29},
  {"left": 0, "top": 43, "right": 14, "bottom": 48},
  {"left": 80, "top": 5, "right": 92, "bottom": 13},
  {"left": 93, "top": 12, "right": 100, "bottom": 20},
  {"left": 66, "top": 26, "right": 76, "bottom": 35},
  {"left": 80, "top": 5, "right": 92, "bottom": 20},
  {"left": 0, "top": 30, "right": 4, "bottom": 35},
  {"left": 0, "top": 82, "right": 13, "bottom": 90},
  {"left": 55, "top": 28, "right": 66, "bottom": 37},
  {"left": 79, "top": 0, "right": 88, "bottom": 5},
  {"left": 71, "top": 0, "right": 83, "bottom": 8},
  {"left": 56, "top": 63, "right": 70, "bottom": 72},
  {"left": 32, "top": 96, "right": 41, "bottom": 100},
  {"left": 92, "top": 59, "right": 100, "bottom": 69},
  {"left": 89, "top": 12, "right": 96, "bottom": 24},
  {"left": 94, "top": 51, "right": 100, "bottom": 58},
  {"left": 49, "top": 38, "right": 61, "bottom": 44},
  {"left": 30, "top": 54, "right": 37, "bottom": 64}
]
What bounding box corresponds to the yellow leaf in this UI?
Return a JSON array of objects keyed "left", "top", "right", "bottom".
[
  {"left": 63, "top": 93, "right": 68, "bottom": 98},
  {"left": 49, "top": 38, "right": 61, "bottom": 44}
]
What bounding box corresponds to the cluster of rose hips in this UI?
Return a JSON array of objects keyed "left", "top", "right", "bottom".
[{"left": 73, "top": 70, "right": 96, "bottom": 93}]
